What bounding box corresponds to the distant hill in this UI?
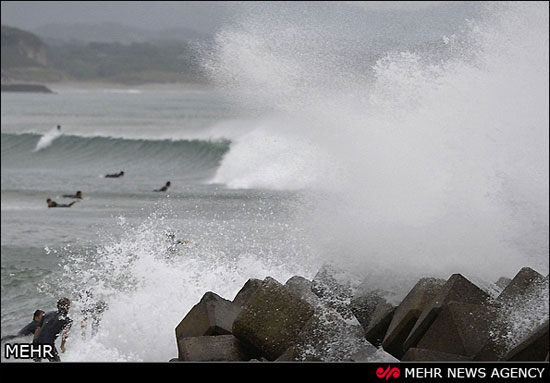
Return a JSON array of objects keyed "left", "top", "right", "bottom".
[
  {"left": 1, "top": 24, "right": 208, "bottom": 84},
  {"left": 1, "top": 25, "right": 65, "bottom": 82},
  {"left": 33, "top": 22, "right": 211, "bottom": 46},
  {"left": 48, "top": 40, "right": 206, "bottom": 84},
  {"left": 1, "top": 25, "right": 49, "bottom": 67}
]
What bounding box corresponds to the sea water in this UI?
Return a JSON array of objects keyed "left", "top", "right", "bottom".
[
  {"left": 1, "top": 2, "right": 548, "bottom": 362},
  {"left": 1, "top": 86, "right": 319, "bottom": 361}
]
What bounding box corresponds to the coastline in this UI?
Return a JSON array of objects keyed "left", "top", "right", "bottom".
[{"left": 1, "top": 83, "right": 53, "bottom": 93}]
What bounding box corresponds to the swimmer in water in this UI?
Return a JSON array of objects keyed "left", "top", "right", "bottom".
[
  {"left": 47, "top": 198, "right": 78, "bottom": 208},
  {"left": 154, "top": 181, "right": 171, "bottom": 192},
  {"left": 63, "top": 191, "right": 83, "bottom": 199},
  {"left": 1, "top": 310, "right": 45, "bottom": 342},
  {"left": 105, "top": 171, "right": 124, "bottom": 178}
]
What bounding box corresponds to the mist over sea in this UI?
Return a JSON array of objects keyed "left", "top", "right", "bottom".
[{"left": 1, "top": 2, "right": 548, "bottom": 361}]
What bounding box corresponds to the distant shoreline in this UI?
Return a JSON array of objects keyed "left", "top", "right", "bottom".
[
  {"left": 1, "top": 84, "right": 53, "bottom": 93},
  {"left": 1, "top": 81, "right": 215, "bottom": 93}
]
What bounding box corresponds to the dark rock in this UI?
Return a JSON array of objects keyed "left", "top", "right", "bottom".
[
  {"left": 177, "top": 335, "right": 254, "bottom": 361},
  {"left": 284, "top": 275, "right": 321, "bottom": 307},
  {"left": 382, "top": 277, "right": 445, "bottom": 359},
  {"left": 403, "top": 274, "right": 490, "bottom": 352},
  {"left": 284, "top": 273, "right": 379, "bottom": 361},
  {"left": 292, "top": 307, "right": 375, "bottom": 361},
  {"left": 232, "top": 277, "right": 315, "bottom": 360},
  {"left": 496, "top": 267, "right": 544, "bottom": 304},
  {"left": 350, "top": 290, "right": 386, "bottom": 331},
  {"left": 402, "top": 348, "right": 472, "bottom": 361},
  {"left": 415, "top": 301, "right": 496, "bottom": 357},
  {"left": 232, "top": 278, "right": 262, "bottom": 308},
  {"left": 274, "top": 346, "right": 299, "bottom": 362},
  {"left": 175, "top": 291, "right": 242, "bottom": 359},
  {"left": 503, "top": 320, "right": 549, "bottom": 361},
  {"left": 475, "top": 270, "right": 548, "bottom": 361},
  {"left": 495, "top": 276, "right": 512, "bottom": 291},
  {"left": 364, "top": 300, "right": 396, "bottom": 347},
  {"left": 311, "top": 265, "right": 354, "bottom": 320},
  {"left": 349, "top": 347, "right": 399, "bottom": 362}
]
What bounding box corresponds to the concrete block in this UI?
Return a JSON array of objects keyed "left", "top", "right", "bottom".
[
  {"left": 284, "top": 275, "right": 321, "bottom": 307},
  {"left": 381, "top": 277, "right": 445, "bottom": 359},
  {"left": 311, "top": 265, "right": 354, "bottom": 320},
  {"left": 175, "top": 292, "right": 241, "bottom": 338},
  {"left": 504, "top": 320, "right": 549, "bottom": 361},
  {"left": 232, "top": 278, "right": 262, "bottom": 308},
  {"left": 177, "top": 335, "right": 253, "bottom": 361},
  {"left": 403, "top": 274, "right": 490, "bottom": 352},
  {"left": 364, "top": 300, "right": 396, "bottom": 347},
  {"left": 232, "top": 277, "right": 315, "bottom": 360},
  {"left": 402, "top": 348, "right": 472, "bottom": 361},
  {"left": 496, "top": 267, "right": 544, "bottom": 305},
  {"left": 292, "top": 307, "right": 375, "bottom": 361},
  {"left": 415, "top": 301, "right": 496, "bottom": 357}
]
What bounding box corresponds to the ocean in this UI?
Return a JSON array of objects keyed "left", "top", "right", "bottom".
[
  {"left": 1, "top": 2, "right": 548, "bottom": 362},
  {"left": 1, "top": 86, "right": 324, "bottom": 361}
]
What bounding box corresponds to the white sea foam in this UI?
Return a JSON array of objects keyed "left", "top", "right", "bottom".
[
  {"left": 39, "top": 204, "right": 317, "bottom": 362},
  {"left": 33, "top": 127, "right": 62, "bottom": 152}
]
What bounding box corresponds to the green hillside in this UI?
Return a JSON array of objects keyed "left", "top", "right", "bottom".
[
  {"left": 1, "top": 25, "right": 46, "bottom": 66},
  {"left": 1, "top": 25, "right": 206, "bottom": 84}
]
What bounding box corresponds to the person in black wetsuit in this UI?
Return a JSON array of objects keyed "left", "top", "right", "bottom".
[
  {"left": 105, "top": 171, "right": 124, "bottom": 178},
  {"left": 47, "top": 198, "right": 78, "bottom": 208},
  {"left": 1, "top": 310, "right": 45, "bottom": 342},
  {"left": 33, "top": 298, "right": 72, "bottom": 362},
  {"left": 63, "top": 191, "right": 83, "bottom": 199},
  {"left": 154, "top": 181, "right": 171, "bottom": 192}
]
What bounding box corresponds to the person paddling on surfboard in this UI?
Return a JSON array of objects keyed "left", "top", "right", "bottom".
[
  {"left": 47, "top": 198, "right": 78, "bottom": 208},
  {"left": 154, "top": 181, "right": 171, "bottom": 192},
  {"left": 105, "top": 171, "right": 124, "bottom": 178},
  {"left": 63, "top": 191, "right": 83, "bottom": 199}
]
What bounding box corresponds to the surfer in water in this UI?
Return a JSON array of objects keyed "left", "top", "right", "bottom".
[
  {"left": 34, "top": 125, "right": 62, "bottom": 152},
  {"left": 1, "top": 310, "right": 45, "bottom": 342},
  {"left": 63, "top": 191, "right": 83, "bottom": 199},
  {"left": 47, "top": 198, "right": 78, "bottom": 208},
  {"left": 33, "top": 298, "right": 72, "bottom": 362},
  {"left": 105, "top": 171, "right": 124, "bottom": 178},
  {"left": 154, "top": 181, "right": 171, "bottom": 192}
]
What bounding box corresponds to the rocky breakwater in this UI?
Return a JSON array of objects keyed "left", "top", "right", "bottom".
[{"left": 170, "top": 266, "right": 549, "bottom": 362}]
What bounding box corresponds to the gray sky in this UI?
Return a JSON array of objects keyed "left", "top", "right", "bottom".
[
  {"left": 1, "top": 1, "right": 460, "bottom": 33},
  {"left": 1, "top": 1, "right": 240, "bottom": 33}
]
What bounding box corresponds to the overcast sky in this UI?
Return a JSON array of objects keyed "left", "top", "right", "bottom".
[
  {"left": 1, "top": 1, "right": 459, "bottom": 34},
  {"left": 1, "top": 1, "right": 239, "bottom": 33}
]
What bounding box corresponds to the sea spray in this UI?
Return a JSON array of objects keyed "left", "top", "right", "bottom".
[
  {"left": 37, "top": 200, "right": 317, "bottom": 361},
  {"left": 202, "top": 2, "right": 549, "bottom": 285},
  {"left": 33, "top": 126, "right": 62, "bottom": 152}
]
